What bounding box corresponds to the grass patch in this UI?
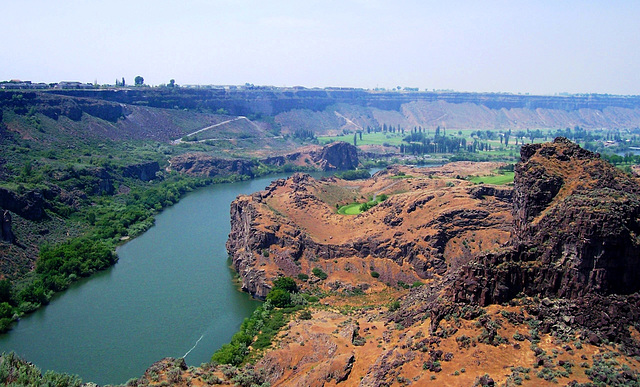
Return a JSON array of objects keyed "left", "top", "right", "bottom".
[
  {"left": 337, "top": 194, "right": 388, "bottom": 215},
  {"left": 389, "top": 174, "right": 415, "bottom": 179},
  {"left": 318, "top": 132, "right": 405, "bottom": 147},
  {"left": 468, "top": 171, "right": 514, "bottom": 185},
  {"left": 337, "top": 203, "right": 363, "bottom": 215}
]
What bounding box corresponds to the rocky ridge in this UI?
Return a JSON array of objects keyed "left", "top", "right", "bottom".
[
  {"left": 170, "top": 141, "right": 359, "bottom": 179},
  {"left": 262, "top": 141, "right": 359, "bottom": 171},
  {"left": 451, "top": 138, "right": 640, "bottom": 304},
  {"left": 393, "top": 138, "right": 640, "bottom": 351},
  {"left": 226, "top": 162, "right": 512, "bottom": 299}
]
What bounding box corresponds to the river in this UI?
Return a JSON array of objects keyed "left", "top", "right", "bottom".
[{"left": 0, "top": 173, "right": 303, "bottom": 385}]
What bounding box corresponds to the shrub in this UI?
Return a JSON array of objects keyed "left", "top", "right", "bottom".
[
  {"left": 312, "top": 267, "right": 328, "bottom": 280},
  {"left": 299, "top": 310, "right": 312, "bottom": 320},
  {"left": 289, "top": 292, "right": 307, "bottom": 306},
  {"left": 273, "top": 277, "right": 297, "bottom": 293},
  {"left": 266, "top": 289, "right": 291, "bottom": 308},
  {"left": 513, "top": 332, "right": 526, "bottom": 341},
  {"left": 335, "top": 169, "right": 371, "bottom": 180},
  {"left": 304, "top": 295, "right": 319, "bottom": 303},
  {"left": 0, "top": 318, "right": 12, "bottom": 333},
  {"left": 211, "top": 342, "right": 247, "bottom": 366},
  {"left": 297, "top": 273, "right": 309, "bottom": 281},
  {"left": 370, "top": 271, "right": 380, "bottom": 278}
]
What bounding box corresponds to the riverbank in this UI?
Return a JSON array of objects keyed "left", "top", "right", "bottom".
[{"left": 0, "top": 174, "right": 299, "bottom": 384}]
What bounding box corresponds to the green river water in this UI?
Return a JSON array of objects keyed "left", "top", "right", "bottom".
[{"left": 0, "top": 174, "right": 300, "bottom": 385}]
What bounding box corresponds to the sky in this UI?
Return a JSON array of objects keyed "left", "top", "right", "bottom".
[{"left": 2, "top": 0, "right": 639, "bottom": 95}]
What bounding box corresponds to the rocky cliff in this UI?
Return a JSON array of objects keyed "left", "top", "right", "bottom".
[
  {"left": 0, "top": 211, "right": 14, "bottom": 244},
  {"left": 170, "top": 142, "right": 359, "bottom": 179},
  {"left": 0, "top": 91, "right": 123, "bottom": 122},
  {"left": 262, "top": 141, "right": 358, "bottom": 171},
  {"left": 226, "top": 163, "right": 512, "bottom": 299},
  {"left": 121, "top": 161, "right": 160, "bottom": 181},
  {"left": 312, "top": 141, "right": 359, "bottom": 170},
  {"left": 49, "top": 87, "right": 640, "bottom": 115},
  {"left": 385, "top": 139, "right": 640, "bottom": 358},
  {"left": 0, "top": 187, "right": 49, "bottom": 221},
  {"left": 46, "top": 88, "right": 640, "bottom": 134},
  {"left": 169, "top": 154, "right": 257, "bottom": 178},
  {"left": 445, "top": 138, "right": 640, "bottom": 306}
]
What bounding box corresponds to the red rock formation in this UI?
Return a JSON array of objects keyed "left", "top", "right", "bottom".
[{"left": 227, "top": 164, "right": 512, "bottom": 299}]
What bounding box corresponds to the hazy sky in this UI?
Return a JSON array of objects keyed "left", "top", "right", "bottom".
[{"left": 3, "top": 1, "right": 639, "bottom": 95}]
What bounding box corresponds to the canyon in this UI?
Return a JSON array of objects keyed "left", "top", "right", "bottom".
[{"left": 128, "top": 138, "right": 640, "bottom": 386}]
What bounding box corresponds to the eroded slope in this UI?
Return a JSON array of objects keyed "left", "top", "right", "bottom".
[{"left": 227, "top": 162, "right": 512, "bottom": 299}]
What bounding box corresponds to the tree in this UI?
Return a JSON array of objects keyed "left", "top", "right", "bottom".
[
  {"left": 168, "top": 79, "right": 175, "bottom": 88},
  {"left": 273, "top": 277, "right": 297, "bottom": 293},
  {"left": 0, "top": 280, "right": 12, "bottom": 304},
  {"left": 122, "top": 77, "right": 125, "bottom": 87},
  {"left": 134, "top": 76, "right": 144, "bottom": 86},
  {"left": 266, "top": 289, "right": 291, "bottom": 308}
]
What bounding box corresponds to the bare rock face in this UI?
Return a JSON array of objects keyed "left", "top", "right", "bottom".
[
  {"left": 449, "top": 138, "right": 640, "bottom": 305},
  {"left": 227, "top": 194, "right": 279, "bottom": 298},
  {"left": 90, "top": 167, "right": 115, "bottom": 195},
  {"left": 171, "top": 142, "right": 358, "bottom": 180},
  {"left": 1, "top": 211, "right": 14, "bottom": 244},
  {"left": 0, "top": 187, "right": 48, "bottom": 220},
  {"left": 311, "top": 141, "right": 358, "bottom": 170},
  {"left": 263, "top": 141, "right": 359, "bottom": 171},
  {"left": 169, "top": 153, "right": 256, "bottom": 178},
  {"left": 122, "top": 161, "right": 159, "bottom": 181}
]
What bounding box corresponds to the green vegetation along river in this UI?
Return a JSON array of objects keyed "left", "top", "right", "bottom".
[{"left": 0, "top": 174, "right": 305, "bottom": 385}]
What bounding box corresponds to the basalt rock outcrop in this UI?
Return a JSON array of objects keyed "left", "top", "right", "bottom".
[
  {"left": 49, "top": 87, "right": 640, "bottom": 128},
  {"left": 169, "top": 153, "right": 257, "bottom": 178},
  {"left": 312, "top": 141, "right": 358, "bottom": 170},
  {"left": 227, "top": 163, "right": 512, "bottom": 299},
  {"left": 0, "top": 187, "right": 49, "bottom": 221},
  {"left": 173, "top": 142, "right": 359, "bottom": 180},
  {"left": 263, "top": 141, "right": 359, "bottom": 171},
  {"left": 0, "top": 91, "right": 123, "bottom": 122},
  {"left": 392, "top": 138, "right": 640, "bottom": 350},
  {"left": 122, "top": 161, "right": 160, "bottom": 181},
  {"left": 1, "top": 210, "right": 14, "bottom": 244},
  {"left": 447, "top": 138, "right": 640, "bottom": 306}
]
